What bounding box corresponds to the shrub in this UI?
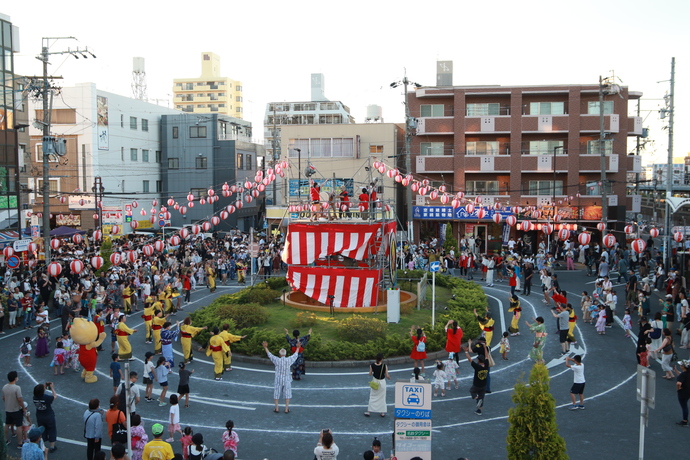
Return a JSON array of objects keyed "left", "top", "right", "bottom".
[
  {"left": 290, "top": 312, "right": 319, "bottom": 329},
  {"left": 265, "top": 277, "right": 289, "bottom": 290},
  {"left": 223, "top": 285, "right": 283, "bottom": 305},
  {"left": 336, "top": 315, "right": 387, "bottom": 343},
  {"left": 216, "top": 303, "right": 270, "bottom": 329}
]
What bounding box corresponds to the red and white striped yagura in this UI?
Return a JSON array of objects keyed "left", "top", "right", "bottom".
[{"left": 287, "top": 266, "right": 381, "bottom": 308}]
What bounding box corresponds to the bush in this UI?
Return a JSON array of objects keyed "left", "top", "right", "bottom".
[
  {"left": 223, "top": 284, "right": 283, "bottom": 305},
  {"left": 216, "top": 303, "right": 270, "bottom": 329},
  {"left": 265, "top": 277, "right": 289, "bottom": 290},
  {"left": 290, "top": 312, "right": 319, "bottom": 329},
  {"left": 336, "top": 315, "right": 387, "bottom": 343}
]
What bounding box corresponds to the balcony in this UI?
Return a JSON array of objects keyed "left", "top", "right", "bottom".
[
  {"left": 579, "top": 114, "right": 620, "bottom": 133},
  {"left": 415, "top": 155, "right": 454, "bottom": 173},
  {"left": 465, "top": 116, "right": 511, "bottom": 133},
  {"left": 464, "top": 155, "right": 512, "bottom": 172},
  {"left": 417, "top": 117, "right": 454, "bottom": 135},
  {"left": 521, "top": 115, "right": 570, "bottom": 132}
]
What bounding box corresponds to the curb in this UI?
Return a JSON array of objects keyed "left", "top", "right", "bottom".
[{"left": 229, "top": 349, "right": 451, "bottom": 368}]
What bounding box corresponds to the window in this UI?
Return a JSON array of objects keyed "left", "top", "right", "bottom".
[
  {"left": 420, "top": 104, "right": 444, "bottom": 117},
  {"left": 190, "top": 188, "right": 207, "bottom": 200},
  {"left": 420, "top": 142, "right": 445, "bottom": 156},
  {"left": 236, "top": 107, "right": 242, "bottom": 113},
  {"left": 185, "top": 83, "right": 194, "bottom": 90},
  {"left": 130, "top": 148, "right": 138, "bottom": 161},
  {"left": 585, "top": 181, "right": 612, "bottom": 195},
  {"left": 528, "top": 140, "right": 564, "bottom": 155},
  {"left": 288, "top": 138, "right": 355, "bottom": 158},
  {"left": 172, "top": 126, "right": 179, "bottom": 139},
  {"left": 466, "top": 181, "right": 500, "bottom": 195},
  {"left": 190, "top": 126, "right": 207, "bottom": 138},
  {"left": 529, "top": 102, "right": 565, "bottom": 115},
  {"left": 235, "top": 85, "right": 242, "bottom": 92},
  {"left": 320, "top": 102, "right": 337, "bottom": 110},
  {"left": 121, "top": 115, "right": 124, "bottom": 128},
  {"left": 142, "top": 149, "right": 149, "bottom": 162},
  {"left": 236, "top": 96, "right": 242, "bottom": 102},
  {"left": 121, "top": 147, "right": 124, "bottom": 161},
  {"left": 168, "top": 158, "right": 180, "bottom": 169},
  {"left": 236, "top": 153, "right": 244, "bottom": 169},
  {"left": 528, "top": 180, "right": 563, "bottom": 195},
  {"left": 245, "top": 154, "right": 252, "bottom": 170},
  {"left": 467, "top": 103, "right": 500, "bottom": 116},
  {"left": 34, "top": 144, "right": 58, "bottom": 163},
  {"left": 370, "top": 145, "right": 384, "bottom": 154},
  {"left": 130, "top": 117, "right": 137, "bottom": 129},
  {"left": 466, "top": 141, "right": 499, "bottom": 155},
  {"left": 588, "top": 101, "right": 613, "bottom": 115},
  {"left": 195, "top": 156, "right": 208, "bottom": 169},
  {"left": 142, "top": 180, "right": 150, "bottom": 193},
  {"left": 36, "top": 178, "right": 59, "bottom": 196},
  {"left": 16, "top": 83, "right": 25, "bottom": 111},
  {"left": 155, "top": 151, "right": 161, "bottom": 163},
  {"left": 156, "top": 180, "right": 162, "bottom": 193},
  {"left": 141, "top": 119, "right": 149, "bottom": 131},
  {"left": 587, "top": 140, "right": 613, "bottom": 155}
]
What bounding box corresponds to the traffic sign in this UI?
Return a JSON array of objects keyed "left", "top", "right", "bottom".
[
  {"left": 6, "top": 255, "right": 20, "bottom": 268},
  {"left": 249, "top": 242, "right": 260, "bottom": 258},
  {"left": 158, "top": 212, "right": 166, "bottom": 220},
  {"left": 394, "top": 419, "right": 432, "bottom": 460},
  {"left": 158, "top": 220, "right": 168, "bottom": 228},
  {"left": 13, "top": 239, "right": 33, "bottom": 252},
  {"left": 394, "top": 381, "right": 432, "bottom": 419},
  {"left": 429, "top": 261, "right": 441, "bottom": 273}
]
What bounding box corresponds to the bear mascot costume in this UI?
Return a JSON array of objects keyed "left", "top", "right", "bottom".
[{"left": 70, "top": 317, "right": 107, "bottom": 383}]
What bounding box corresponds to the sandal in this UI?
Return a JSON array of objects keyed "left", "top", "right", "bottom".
[
  {"left": 364, "top": 412, "right": 370, "bottom": 417},
  {"left": 273, "top": 408, "right": 279, "bottom": 413},
  {"left": 185, "top": 404, "right": 189, "bottom": 408},
  {"left": 285, "top": 409, "right": 290, "bottom": 413}
]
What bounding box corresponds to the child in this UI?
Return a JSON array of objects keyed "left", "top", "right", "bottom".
[
  {"left": 221, "top": 420, "right": 239, "bottom": 457},
  {"left": 499, "top": 331, "right": 510, "bottom": 360},
  {"left": 110, "top": 353, "right": 123, "bottom": 396},
  {"left": 589, "top": 301, "right": 600, "bottom": 324},
  {"left": 130, "top": 413, "right": 148, "bottom": 460},
  {"left": 595, "top": 305, "right": 607, "bottom": 335},
  {"left": 20, "top": 401, "right": 31, "bottom": 447},
  {"left": 637, "top": 338, "right": 650, "bottom": 368},
  {"left": 180, "top": 427, "right": 193, "bottom": 460},
  {"left": 443, "top": 354, "right": 459, "bottom": 391},
  {"left": 177, "top": 362, "right": 194, "bottom": 408},
  {"left": 166, "top": 394, "right": 183, "bottom": 442},
  {"left": 143, "top": 351, "right": 156, "bottom": 402},
  {"left": 371, "top": 437, "right": 385, "bottom": 460},
  {"left": 156, "top": 356, "right": 171, "bottom": 406},
  {"left": 410, "top": 366, "right": 422, "bottom": 383},
  {"left": 52, "top": 340, "right": 66, "bottom": 375},
  {"left": 432, "top": 361, "right": 447, "bottom": 397},
  {"left": 623, "top": 309, "right": 633, "bottom": 338},
  {"left": 20, "top": 336, "right": 32, "bottom": 367}
]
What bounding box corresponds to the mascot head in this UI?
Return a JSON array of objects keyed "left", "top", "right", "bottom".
[{"left": 70, "top": 317, "right": 99, "bottom": 345}]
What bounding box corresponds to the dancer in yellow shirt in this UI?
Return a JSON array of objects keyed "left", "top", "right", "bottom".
[
  {"left": 180, "top": 317, "right": 207, "bottom": 363},
  {"left": 219, "top": 323, "right": 246, "bottom": 371},
  {"left": 206, "top": 327, "right": 230, "bottom": 380},
  {"left": 116, "top": 315, "right": 137, "bottom": 360}
]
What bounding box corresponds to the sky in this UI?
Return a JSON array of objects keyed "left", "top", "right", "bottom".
[{"left": 4, "top": 0, "right": 689, "bottom": 166}]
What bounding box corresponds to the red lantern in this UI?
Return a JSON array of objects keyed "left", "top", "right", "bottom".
[
  {"left": 199, "top": 198, "right": 206, "bottom": 205},
  {"left": 167, "top": 198, "right": 175, "bottom": 206},
  {"left": 93, "top": 230, "right": 102, "bottom": 242},
  {"left": 521, "top": 220, "right": 533, "bottom": 232},
  {"left": 90, "top": 256, "right": 103, "bottom": 270},
  {"left": 466, "top": 204, "right": 475, "bottom": 214},
  {"left": 140, "top": 209, "right": 147, "bottom": 216},
  {"left": 178, "top": 228, "right": 189, "bottom": 239},
  {"left": 47, "top": 262, "right": 62, "bottom": 277},
  {"left": 127, "top": 250, "right": 138, "bottom": 263},
  {"left": 3, "top": 247, "right": 14, "bottom": 258},
  {"left": 220, "top": 211, "right": 229, "bottom": 220},
  {"left": 211, "top": 216, "right": 220, "bottom": 226},
  {"left": 476, "top": 207, "right": 486, "bottom": 219},
  {"left": 50, "top": 239, "right": 61, "bottom": 250},
  {"left": 202, "top": 222, "right": 211, "bottom": 232},
  {"left": 558, "top": 228, "right": 569, "bottom": 241},
  {"left": 187, "top": 193, "right": 195, "bottom": 202},
  {"left": 93, "top": 213, "right": 99, "bottom": 220},
  {"left": 72, "top": 234, "right": 83, "bottom": 244},
  {"left": 597, "top": 222, "right": 606, "bottom": 232},
  {"left": 553, "top": 214, "right": 562, "bottom": 223},
  {"left": 603, "top": 234, "right": 616, "bottom": 248},
  {"left": 649, "top": 228, "right": 659, "bottom": 238},
  {"left": 169, "top": 235, "right": 181, "bottom": 246},
  {"left": 506, "top": 215, "right": 517, "bottom": 227},
  {"left": 154, "top": 240, "right": 165, "bottom": 252},
  {"left": 451, "top": 199, "right": 460, "bottom": 209},
  {"left": 227, "top": 205, "right": 236, "bottom": 214},
  {"left": 70, "top": 259, "right": 84, "bottom": 274},
  {"left": 632, "top": 238, "right": 647, "bottom": 254},
  {"left": 429, "top": 190, "right": 438, "bottom": 201},
  {"left": 440, "top": 194, "right": 449, "bottom": 205},
  {"left": 79, "top": 199, "right": 85, "bottom": 206},
  {"left": 475, "top": 196, "right": 483, "bottom": 204},
  {"left": 532, "top": 210, "right": 541, "bottom": 219},
  {"left": 59, "top": 196, "right": 67, "bottom": 204},
  {"left": 244, "top": 195, "right": 253, "bottom": 203},
  {"left": 110, "top": 253, "right": 122, "bottom": 266},
  {"left": 111, "top": 225, "right": 120, "bottom": 235},
  {"left": 578, "top": 233, "right": 591, "bottom": 245},
  {"left": 207, "top": 188, "right": 215, "bottom": 197},
  {"left": 152, "top": 199, "right": 158, "bottom": 207},
  {"left": 542, "top": 224, "right": 553, "bottom": 235},
  {"left": 143, "top": 245, "right": 154, "bottom": 257},
  {"left": 674, "top": 232, "right": 684, "bottom": 243},
  {"left": 131, "top": 200, "right": 138, "bottom": 208},
  {"left": 130, "top": 221, "right": 139, "bottom": 230},
  {"left": 493, "top": 214, "right": 502, "bottom": 224},
  {"left": 236, "top": 200, "right": 243, "bottom": 210},
  {"left": 252, "top": 189, "right": 260, "bottom": 198},
  {"left": 179, "top": 206, "right": 187, "bottom": 216},
  {"left": 188, "top": 202, "right": 194, "bottom": 208},
  {"left": 27, "top": 243, "right": 38, "bottom": 253},
  {"left": 624, "top": 225, "right": 635, "bottom": 235},
  {"left": 191, "top": 225, "right": 200, "bottom": 235}
]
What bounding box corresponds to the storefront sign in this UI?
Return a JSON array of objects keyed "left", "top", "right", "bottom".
[{"left": 413, "top": 206, "right": 513, "bottom": 221}]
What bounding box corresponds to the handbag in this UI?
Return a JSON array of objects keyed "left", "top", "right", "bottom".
[
  {"left": 369, "top": 380, "right": 379, "bottom": 390},
  {"left": 486, "top": 352, "right": 496, "bottom": 368},
  {"left": 111, "top": 411, "right": 128, "bottom": 444}
]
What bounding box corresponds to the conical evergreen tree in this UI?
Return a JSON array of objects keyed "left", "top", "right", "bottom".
[{"left": 507, "top": 363, "right": 568, "bottom": 460}]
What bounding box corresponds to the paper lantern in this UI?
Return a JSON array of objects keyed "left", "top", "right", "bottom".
[
  {"left": 578, "top": 233, "right": 591, "bottom": 245},
  {"left": 632, "top": 238, "right": 647, "bottom": 254},
  {"left": 131, "top": 200, "right": 138, "bottom": 208},
  {"left": 475, "top": 196, "right": 483, "bottom": 204},
  {"left": 127, "top": 250, "right": 138, "bottom": 263},
  {"left": 178, "top": 228, "right": 189, "bottom": 239},
  {"left": 202, "top": 222, "right": 211, "bottom": 232},
  {"left": 386, "top": 168, "right": 397, "bottom": 179},
  {"left": 506, "top": 215, "right": 517, "bottom": 227},
  {"left": 152, "top": 199, "right": 158, "bottom": 207},
  {"left": 93, "top": 230, "right": 102, "bottom": 242},
  {"left": 143, "top": 245, "right": 154, "bottom": 257},
  {"left": 451, "top": 199, "right": 460, "bottom": 209},
  {"left": 511, "top": 206, "right": 520, "bottom": 214},
  {"left": 542, "top": 224, "right": 553, "bottom": 235},
  {"left": 466, "top": 204, "right": 475, "bottom": 214},
  {"left": 624, "top": 225, "right": 635, "bottom": 235},
  {"left": 163, "top": 212, "right": 171, "bottom": 220},
  {"left": 79, "top": 199, "right": 85, "bottom": 206},
  {"left": 167, "top": 198, "right": 175, "bottom": 206},
  {"left": 192, "top": 225, "right": 201, "bottom": 235},
  {"left": 130, "top": 221, "right": 139, "bottom": 230},
  {"left": 532, "top": 210, "right": 541, "bottom": 219},
  {"left": 558, "top": 228, "right": 570, "bottom": 241},
  {"left": 493, "top": 202, "right": 501, "bottom": 211},
  {"left": 152, "top": 241, "right": 163, "bottom": 253},
  {"left": 429, "top": 190, "right": 439, "bottom": 201},
  {"left": 90, "top": 256, "right": 103, "bottom": 270},
  {"left": 236, "top": 201, "right": 243, "bottom": 209},
  {"left": 111, "top": 225, "right": 120, "bottom": 235},
  {"left": 47, "top": 262, "right": 62, "bottom": 277},
  {"left": 597, "top": 222, "right": 606, "bottom": 232},
  {"left": 27, "top": 243, "right": 38, "bottom": 253},
  {"left": 674, "top": 232, "right": 684, "bottom": 243},
  {"left": 199, "top": 198, "right": 207, "bottom": 205},
  {"left": 110, "top": 253, "right": 122, "bottom": 266},
  {"left": 188, "top": 202, "right": 195, "bottom": 208},
  {"left": 36, "top": 213, "right": 42, "bottom": 218},
  {"left": 476, "top": 208, "right": 486, "bottom": 219},
  {"left": 227, "top": 205, "right": 236, "bottom": 214},
  {"left": 59, "top": 196, "right": 67, "bottom": 204},
  {"left": 553, "top": 214, "right": 562, "bottom": 223},
  {"left": 70, "top": 259, "right": 84, "bottom": 274},
  {"left": 93, "top": 213, "right": 99, "bottom": 220},
  {"left": 169, "top": 235, "right": 181, "bottom": 246},
  {"left": 72, "top": 234, "right": 83, "bottom": 244},
  {"left": 211, "top": 216, "right": 220, "bottom": 226},
  {"left": 493, "top": 214, "right": 502, "bottom": 224},
  {"left": 179, "top": 206, "right": 187, "bottom": 216},
  {"left": 220, "top": 211, "right": 229, "bottom": 220},
  {"left": 649, "top": 228, "right": 659, "bottom": 238},
  {"left": 603, "top": 234, "right": 616, "bottom": 248},
  {"left": 50, "top": 239, "right": 61, "bottom": 250},
  {"left": 187, "top": 193, "right": 195, "bottom": 202},
  {"left": 222, "top": 190, "right": 231, "bottom": 197},
  {"left": 3, "top": 247, "right": 14, "bottom": 258},
  {"left": 521, "top": 220, "right": 533, "bottom": 232},
  {"left": 252, "top": 189, "right": 260, "bottom": 198},
  {"left": 440, "top": 194, "right": 449, "bottom": 205},
  {"left": 411, "top": 183, "right": 419, "bottom": 193},
  {"left": 140, "top": 209, "right": 147, "bottom": 216},
  {"left": 149, "top": 216, "right": 155, "bottom": 224},
  {"left": 244, "top": 195, "right": 253, "bottom": 203},
  {"left": 207, "top": 188, "right": 215, "bottom": 197}
]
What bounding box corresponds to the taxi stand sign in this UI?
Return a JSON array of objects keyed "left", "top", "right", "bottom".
[
  {"left": 394, "top": 381, "right": 432, "bottom": 418},
  {"left": 394, "top": 381, "right": 432, "bottom": 460}
]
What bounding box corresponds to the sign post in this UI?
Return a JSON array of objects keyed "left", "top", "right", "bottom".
[
  {"left": 429, "top": 261, "right": 440, "bottom": 329},
  {"left": 394, "top": 381, "right": 432, "bottom": 460},
  {"left": 636, "top": 365, "right": 655, "bottom": 460}
]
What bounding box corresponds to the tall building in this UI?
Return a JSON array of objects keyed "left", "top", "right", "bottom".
[
  {"left": 0, "top": 13, "right": 22, "bottom": 233},
  {"left": 173, "top": 52, "right": 243, "bottom": 119},
  {"left": 27, "top": 83, "right": 181, "bottom": 234},
  {"left": 407, "top": 83, "right": 644, "bottom": 250}
]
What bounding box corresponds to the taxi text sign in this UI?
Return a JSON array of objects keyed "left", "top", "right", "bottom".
[
  {"left": 394, "top": 419, "right": 432, "bottom": 460},
  {"left": 394, "top": 381, "right": 432, "bottom": 419}
]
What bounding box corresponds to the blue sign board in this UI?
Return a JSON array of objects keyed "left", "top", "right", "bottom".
[
  {"left": 6, "top": 255, "right": 20, "bottom": 268},
  {"left": 413, "top": 206, "right": 514, "bottom": 221},
  {"left": 429, "top": 261, "right": 441, "bottom": 272}
]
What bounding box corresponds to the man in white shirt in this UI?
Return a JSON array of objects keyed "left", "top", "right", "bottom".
[{"left": 565, "top": 355, "right": 585, "bottom": 410}]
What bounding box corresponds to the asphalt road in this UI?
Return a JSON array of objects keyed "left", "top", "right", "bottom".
[{"left": 1, "top": 271, "right": 688, "bottom": 460}]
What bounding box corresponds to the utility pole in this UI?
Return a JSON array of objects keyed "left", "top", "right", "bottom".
[
  {"left": 271, "top": 107, "right": 278, "bottom": 206},
  {"left": 35, "top": 37, "right": 95, "bottom": 262},
  {"left": 663, "top": 57, "right": 676, "bottom": 270},
  {"left": 92, "top": 176, "right": 104, "bottom": 227},
  {"left": 599, "top": 75, "right": 608, "bottom": 237}
]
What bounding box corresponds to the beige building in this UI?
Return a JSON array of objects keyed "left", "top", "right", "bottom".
[{"left": 173, "top": 52, "right": 243, "bottom": 119}]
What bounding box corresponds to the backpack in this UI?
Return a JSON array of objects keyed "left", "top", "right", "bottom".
[
  {"left": 117, "top": 382, "right": 132, "bottom": 412},
  {"left": 416, "top": 340, "right": 426, "bottom": 353},
  {"left": 187, "top": 445, "right": 207, "bottom": 460},
  {"left": 111, "top": 411, "right": 128, "bottom": 444},
  {"left": 20, "top": 342, "right": 29, "bottom": 355}
]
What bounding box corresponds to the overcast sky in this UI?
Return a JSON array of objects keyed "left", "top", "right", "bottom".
[{"left": 5, "top": 0, "right": 689, "bottom": 166}]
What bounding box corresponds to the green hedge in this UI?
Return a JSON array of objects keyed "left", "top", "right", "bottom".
[{"left": 189, "top": 275, "right": 488, "bottom": 360}]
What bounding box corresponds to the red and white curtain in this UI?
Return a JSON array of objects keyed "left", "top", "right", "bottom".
[
  {"left": 287, "top": 266, "right": 381, "bottom": 308},
  {"left": 281, "top": 223, "right": 376, "bottom": 265}
]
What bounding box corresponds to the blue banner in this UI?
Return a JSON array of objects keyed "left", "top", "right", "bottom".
[{"left": 413, "top": 206, "right": 514, "bottom": 221}]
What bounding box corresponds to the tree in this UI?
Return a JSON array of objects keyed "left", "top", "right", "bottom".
[
  {"left": 96, "top": 237, "right": 113, "bottom": 276},
  {"left": 443, "top": 222, "right": 458, "bottom": 253},
  {"left": 507, "top": 363, "right": 568, "bottom": 460}
]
